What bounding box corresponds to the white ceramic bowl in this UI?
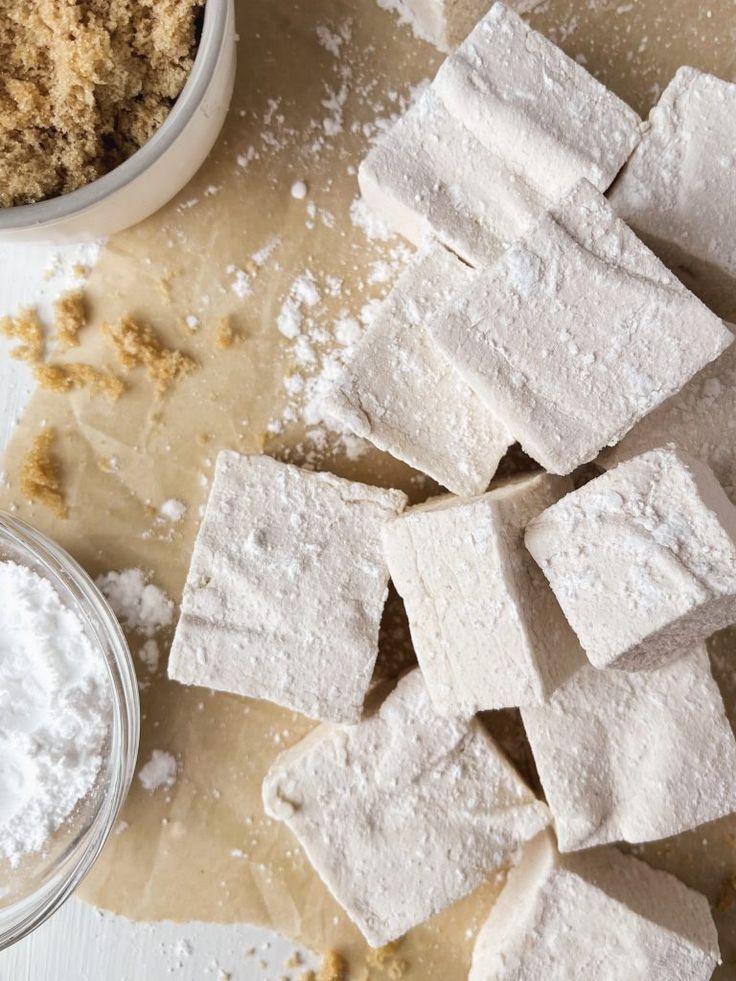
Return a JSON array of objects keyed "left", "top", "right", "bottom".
[
  {"left": 0, "top": 0, "right": 236, "bottom": 244},
  {"left": 0, "top": 513, "right": 139, "bottom": 949}
]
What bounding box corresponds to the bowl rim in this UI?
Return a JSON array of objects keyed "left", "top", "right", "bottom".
[
  {"left": 0, "top": 0, "right": 230, "bottom": 231},
  {"left": 0, "top": 511, "right": 140, "bottom": 949}
]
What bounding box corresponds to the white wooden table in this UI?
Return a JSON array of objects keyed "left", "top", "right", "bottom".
[{"left": 0, "top": 242, "right": 312, "bottom": 980}]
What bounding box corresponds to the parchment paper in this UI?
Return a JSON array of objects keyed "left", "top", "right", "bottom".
[{"left": 2, "top": 0, "right": 736, "bottom": 976}]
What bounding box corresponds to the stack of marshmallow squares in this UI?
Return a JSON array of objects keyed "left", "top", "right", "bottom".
[{"left": 169, "top": 5, "right": 736, "bottom": 977}]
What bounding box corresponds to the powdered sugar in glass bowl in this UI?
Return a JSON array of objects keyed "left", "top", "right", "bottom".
[{"left": 0, "top": 512, "right": 139, "bottom": 949}]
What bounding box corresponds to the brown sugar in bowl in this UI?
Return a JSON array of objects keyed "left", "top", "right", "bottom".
[{"left": 0, "top": 0, "right": 236, "bottom": 244}]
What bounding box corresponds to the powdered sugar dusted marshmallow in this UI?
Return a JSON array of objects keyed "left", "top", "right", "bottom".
[
  {"left": 168, "top": 452, "right": 407, "bottom": 723},
  {"left": 263, "top": 670, "right": 550, "bottom": 947},
  {"left": 359, "top": 5, "right": 641, "bottom": 266},
  {"left": 521, "top": 648, "right": 736, "bottom": 851},
  {"left": 429, "top": 180, "right": 733, "bottom": 474},
  {"left": 433, "top": 3, "right": 641, "bottom": 200},
  {"left": 525, "top": 446, "right": 736, "bottom": 671},
  {"left": 469, "top": 831, "right": 720, "bottom": 980},
  {"left": 382, "top": 474, "right": 584, "bottom": 715},
  {"left": 324, "top": 245, "right": 512, "bottom": 496},
  {"left": 359, "top": 87, "right": 548, "bottom": 267},
  {"left": 610, "top": 67, "right": 736, "bottom": 297},
  {"left": 601, "top": 326, "right": 736, "bottom": 502},
  {"left": 377, "top": 0, "right": 544, "bottom": 53}
]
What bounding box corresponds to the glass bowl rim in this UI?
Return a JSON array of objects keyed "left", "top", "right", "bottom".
[{"left": 0, "top": 510, "right": 140, "bottom": 949}]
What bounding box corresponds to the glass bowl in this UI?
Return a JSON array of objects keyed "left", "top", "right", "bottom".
[
  {"left": 0, "top": 512, "right": 139, "bottom": 949},
  {"left": 0, "top": 0, "right": 236, "bottom": 244}
]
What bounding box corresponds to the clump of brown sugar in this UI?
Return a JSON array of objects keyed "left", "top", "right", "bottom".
[
  {"left": 53, "top": 290, "right": 87, "bottom": 349},
  {"left": 103, "top": 316, "right": 195, "bottom": 395},
  {"left": 34, "top": 363, "right": 125, "bottom": 401},
  {"left": 367, "top": 940, "right": 409, "bottom": 978},
  {"left": 215, "top": 315, "right": 237, "bottom": 350},
  {"left": 0, "top": 0, "right": 204, "bottom": 207},
  {"left": 20, "top": 429, "right": 67, "bottom": 518},
  {"left": 316, "top": 951, "right": 347, "bottom": 981},
  {"left": 0, "top": 308, "right": 44, "bottom": 362}
]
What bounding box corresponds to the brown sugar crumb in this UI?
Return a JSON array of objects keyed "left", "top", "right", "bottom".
[
  {"left": 316, "top": 951, "right": 347, "bottom": 981},
  {"left": 0, "top": 308, "right": 44, "bottom": 363},
  {"left": 367, "top": 940, "right": 408, "bottom": 979},
  {"left": 34, "top": 363, "right": 126, "bottom": 401},
  {"left": 97, "top": 456, "right": 120, "bottom": 475},
  {"left": 0, "top": 0, "right": 204, "bottom": 207},
  {"left": 53, "top": 291, "right": 87, "bottom": 349},
  {"left": 370, "top": 942, "right": 407, "bottom": 974},
  {"left": 299, "top": 973, "right": 316, "bottom": 981},
  {"left": 20, "top": 429, "right": 67, "bottom": 518},
  {"left": 215, "top": 315, "right": 237, "bottom": 350},
  {"left": 286, "top": 952, "right": 303, "bottom": 970},
  {"left": 103, "top": 316, "right": 196, "bottom": 396}
]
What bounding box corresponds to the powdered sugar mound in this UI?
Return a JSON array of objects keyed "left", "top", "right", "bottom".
[
  {"left": 96, "top": 569, "right": 174, "bottom": 638},
  {"left": 159, "top": 499, "right": 187, "bottom": 523},
  {"left": 138, "top": 750, "right": 177, "bottom": 792},
  {"left": 316, "top": 21, "right": 352, "bottom": 58},
  {"left": 139, "top": 638, "right": 160, "bottom": 673},
  {"left": 350, "top": 196, "right": 394, "bottom": 241},
  {"left": 0, "top": 561, "right": 111, "bottom": 866}
]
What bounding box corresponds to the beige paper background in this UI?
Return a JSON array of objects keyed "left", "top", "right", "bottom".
[{"left": 2, "top": 0, "right": 736, "bottom": 976}]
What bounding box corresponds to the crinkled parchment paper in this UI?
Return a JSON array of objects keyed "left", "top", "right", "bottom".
[{"left": 2, "top": 0, "right": 736, "bottom": 976}]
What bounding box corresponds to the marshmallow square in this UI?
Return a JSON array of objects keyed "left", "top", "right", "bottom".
[
  {"left": 262, "top": 670, "right": 550, "bottom": 947},
  {"left": 521, "top": 648, "right": 736, "bottom": 851},
  {"left": 324, "top": 245, "right": 512, "bottom": 496},
  {"left": 525, "top": 446, "right": 736, "bottom": 671},
  {"left": 433, "top": 2, "right": 641, "bottom": 200},
  {"left": 377, "top": 0, "right": 545, "bottom": 54},
  {"left": 382, "top": 473, "right": 584, "bottom": 715},
  {"left": 601, "top": 326, "right": 736, "bottom": 503},
  {"left": 168, "top": 452, "right": 407, "bottom": 723},
  {"left": 610, "top": 67, "right": 736, "bottom": 297},
  {"left": 429, "top": 180, "right": 733, "bottom": 474},
  {"left": 470, "top": 831, "right": 720, "bottom": 981},
  {"left": 359, "top": 87, "right": 547, "bottom": 267},
  {"left": 359, "top": 4, "right": 641, "bottom": 266}
]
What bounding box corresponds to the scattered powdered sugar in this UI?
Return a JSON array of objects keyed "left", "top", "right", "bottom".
[
  {"left": 349, "top": 196, "right": 393, "bottom": 241},
  {"left": 0, "top": 560, "right": 111, "bottom": 866},
  {"left": 96, "top": 569, "right": 174, "bottom": 638},
  {"left": 138, "top": 638, "right": 160, "bottom": 674},
  {"left": 227, "top": 266, "right": 253, "bottom": 300},
  {"left": 158, "top": 499, "right": 187, "bottom": 523},
  {"left": 316, "top": 22, "right": 352, "bottom": 58},
  {"left": 276, "top": 271, "right": 322, "bottom": 339},
  {"left": 138, "top": 750, "right": 177, "bottom": 792}
]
